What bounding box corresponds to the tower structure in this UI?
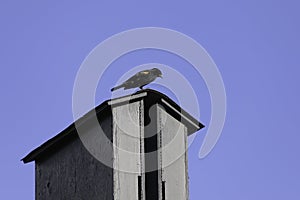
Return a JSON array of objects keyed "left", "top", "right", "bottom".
[{"left": 22, "top": 89, "right": 204, "bottom": 200}]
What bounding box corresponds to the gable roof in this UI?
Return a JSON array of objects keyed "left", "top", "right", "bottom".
[{"left": 22, "top": 89, "right": 204, "bottom": 163}]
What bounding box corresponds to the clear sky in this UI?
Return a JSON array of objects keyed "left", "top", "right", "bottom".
[{"left": 1, "top": 1, "right": 299, "bottom": 199}]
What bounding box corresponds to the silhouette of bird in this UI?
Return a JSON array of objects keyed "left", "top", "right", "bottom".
[{"left": 111, "top": 68, "right": 163, "bottom": 91}]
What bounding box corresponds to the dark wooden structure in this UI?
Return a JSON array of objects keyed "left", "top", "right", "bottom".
[{"left": 22, "top": 89, "right": 204, "bottom": 200}]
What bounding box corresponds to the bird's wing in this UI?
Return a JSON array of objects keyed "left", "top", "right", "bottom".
[
  {"left": 140, "top": 71, "right": 150, "bottom": 75},
  {"left": 124, "top": 70, "right": 150, "bottom": 84}
]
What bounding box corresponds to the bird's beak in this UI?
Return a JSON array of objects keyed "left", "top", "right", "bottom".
[{"left": 159, "top": 74, "right": 163, "bottom": 78}]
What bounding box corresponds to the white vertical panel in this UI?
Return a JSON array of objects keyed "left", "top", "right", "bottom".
[
  {"left": 158, "top": 105, "right": 188, "bottom": 200},
  {"left": 113, "top": 101, "right": 144, "bottom": 200}
]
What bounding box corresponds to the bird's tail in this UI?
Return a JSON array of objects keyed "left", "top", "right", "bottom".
[{"left": 111, "top": 85, "right": 123, "bottom": 92}]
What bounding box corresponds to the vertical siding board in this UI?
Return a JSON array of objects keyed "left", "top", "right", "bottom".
[
  {"left": 157, "top": 105, "right": 163, "bottom": 200},
  {"left": 139, "top": 101, "right": 146, "bottom": 200},
  {"left": 158, "top": 105, "right": 188, "bottom": 200},
  {"left": 184, "top": 126, "right": 189, "bottom": 200},
  {"left": 113, "top": 101, "right": 142, "bottom": 200}
]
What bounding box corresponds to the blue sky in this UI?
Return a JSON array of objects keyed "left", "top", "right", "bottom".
[{"left": 1, "top": 1, "right": 299, "bottom": 199}]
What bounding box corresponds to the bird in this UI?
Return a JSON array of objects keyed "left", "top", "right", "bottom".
[{"left": 111, "top": 68, "right": 163, "bottom": 91}]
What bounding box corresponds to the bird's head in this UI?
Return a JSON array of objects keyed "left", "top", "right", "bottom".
[{"left": 152, "top": 68, "right": 163, "bottom": 78}]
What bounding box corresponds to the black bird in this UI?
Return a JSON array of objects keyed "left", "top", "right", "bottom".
[{"left": 111, "top": 68, "right": 163, "bottom": 91}]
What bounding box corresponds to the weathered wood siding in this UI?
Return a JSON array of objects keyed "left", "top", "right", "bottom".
[
  {"left": 35, "top": 115, "right": 113, "bottom": 200},
  {"left": 112, "top": 100, "right": 145, "bottom": 200},
  {"left": 34, "top": 97, "right": 191, "bottom": 200},
  {"left": 157, "top": 105, "right": 189, "bottom": 200}
]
